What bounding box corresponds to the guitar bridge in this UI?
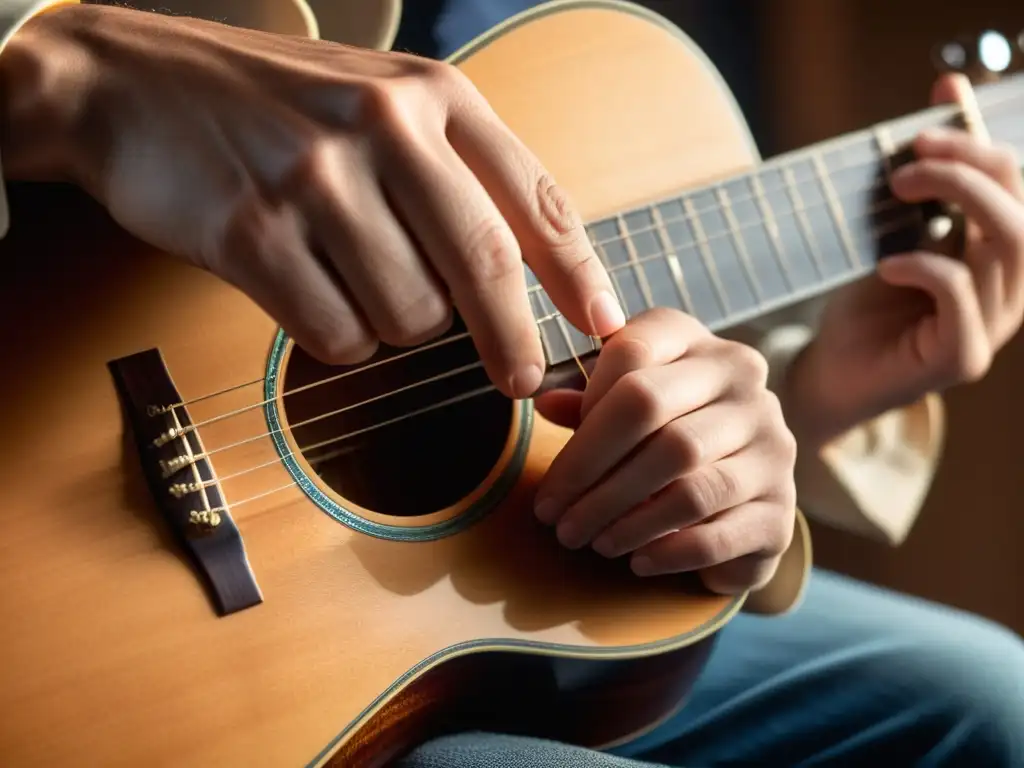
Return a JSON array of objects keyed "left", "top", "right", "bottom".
[{"left": 108, "top": 348, "right": 263, "bottom": 617}]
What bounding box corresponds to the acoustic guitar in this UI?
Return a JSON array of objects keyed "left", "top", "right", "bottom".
[{"left": 1, "top": 2, "right": 1022, "bottom": 766}]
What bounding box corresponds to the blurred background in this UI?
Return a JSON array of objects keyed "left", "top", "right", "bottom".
[{"left": 648, "top": 0, "right": 1024, "bottom": 634}]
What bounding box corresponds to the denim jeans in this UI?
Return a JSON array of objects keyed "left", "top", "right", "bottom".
[{"left": 397, "top": 569, "right": 1024, "bottom": 767}]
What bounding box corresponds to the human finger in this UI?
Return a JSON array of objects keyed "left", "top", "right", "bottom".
[{"left": 557, "top": 401, "right": 760, "bottom": 551}]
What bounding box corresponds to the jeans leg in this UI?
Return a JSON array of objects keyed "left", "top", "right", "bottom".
[{"left": 614, "top": 569, "right": 1024, "bottom": 767}]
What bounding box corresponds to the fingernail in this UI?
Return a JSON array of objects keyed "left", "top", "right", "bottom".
[
  {"left": 590, "top": 291, "right": 626, "bottom": 336},
  {"left": 534, "top": 497, "right": 560, "bottom": 525},
  {"left": 510, "top": 364, "right": 543, "bottom": 399},
  {"left": 632, "top": 556, "right": 654, "bottom": 576}
]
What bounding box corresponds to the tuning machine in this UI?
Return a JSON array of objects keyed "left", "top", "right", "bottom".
[{"left": 932, "top": 29, "right": 1016, "bottom": 83}]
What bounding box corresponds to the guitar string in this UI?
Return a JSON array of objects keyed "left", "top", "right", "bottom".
[
  {"left": 155, "top": 98, "right": 1024, "bottom": 428},
  {"left": 157, "top": 174, "right": 896, "bottom": 418},
  {"left": 163, "top": 109, "right": 1024, "bottom": 491},
  {"left": 164, "top": 210, "right": 920, "bottom": 503},
  {"left": 163, "top": 185, "right": 897, "bottom": 445},
  {"left": 158, "top": 95, "right": 1024, "bottom": 511}
]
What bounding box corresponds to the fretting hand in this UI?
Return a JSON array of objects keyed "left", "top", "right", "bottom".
[
  {"left": 532, "top": 308, "right": 798, "bottom": 595},
  {"left": 783, "top": 73, "right": 1024, "bottom": 449},
  {"left": 1, "top": 3, "right": 624, "bottom": 398}
]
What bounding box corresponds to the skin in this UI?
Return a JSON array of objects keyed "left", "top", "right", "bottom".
[
  {"left": 0, "top": 8, "right": 1018, "bottom": 596},
  {"left": 783, "top": 75, "right": 1024, "bottom": 450}
]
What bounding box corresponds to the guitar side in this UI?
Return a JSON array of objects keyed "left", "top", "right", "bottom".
[{"left": 0, "top": 2, "right": 763, "bottom": 766}]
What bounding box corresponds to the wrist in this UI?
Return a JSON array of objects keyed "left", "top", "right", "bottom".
[
  {"left": 777, "top": 340, "right": 846, "bottom": 452},
  {"left": 0, "top": 2, "right": 89, "bottom": 182}
]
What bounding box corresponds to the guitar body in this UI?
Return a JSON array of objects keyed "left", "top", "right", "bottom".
[{"left": 0, "top": 3, "right": 764, "bottom": 766}]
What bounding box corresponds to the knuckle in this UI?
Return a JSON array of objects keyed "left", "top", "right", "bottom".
[
  {"left": 604, "top": 333, "right": 654, "bottom": 372},
  {"left": 419, "top": 58, "right": 473, "bottom": 94},
  {"left": 770, "top": 504, "right": 797, "bottom": 555},
  {"left": 761, "top": 391, "right": 798, "bottom": 459},
  {"left": 376, "top": 291, "right": 453, "bottom": 348},
  {"left": 460, "top": 220, "right": 523, "bottom": 286},
  {"left": 761, "top": 518, "right": 794, "bottom": 559},
  {"left": 287, "top": 137, "right": 343, "bottom": 194},
  {"left": 946, "top": 160, "right": 974, "bottom": 188},
  {"left": 676, "top": 468, "right": 726, "bottom": 521},
  {"left": 616, "top": 370, "right": 666, "bottom": 425},
  {"left": 212, "top": 193, "right": 266, "bottom": 270},
  {"left": 690, "top": 524, "right": 730, "bottom": 566},
  {"left": 643, "top": 306, "right": 702, "bottom": 335},
  {"left": 536, "top": 174, "right": 585, "bottom": 243},
  {"left": 662, "top": 420, "right": 706, "bottom": 470},
  {"left": 955, "top": 343, "right": 992, "bottom": 383},
  {"left": 305, "top": 327, "right": 379, "bottom": 367},
  {"left": 728, "top": 341, "right": 770, "bottom": 387},
  {"left": 358, "top": 80, "right": 407, "bottom": 127}
]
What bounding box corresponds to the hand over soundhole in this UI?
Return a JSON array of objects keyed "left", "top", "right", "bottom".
[{"left": 277, "top": 317, "right": 517, "bottom": 520}]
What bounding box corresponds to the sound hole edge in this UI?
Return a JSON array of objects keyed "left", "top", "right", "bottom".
[{"left": 262, "top": 328, "right": 534, "bottom": 542}]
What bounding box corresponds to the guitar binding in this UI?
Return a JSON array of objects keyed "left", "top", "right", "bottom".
[{"left": 108, "top": 347, "right": 264, "bottom": 617}]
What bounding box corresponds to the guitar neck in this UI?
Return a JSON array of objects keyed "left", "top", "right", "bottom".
[{"left": 529, "top": 72, "right": 1024, "bottom": 367}]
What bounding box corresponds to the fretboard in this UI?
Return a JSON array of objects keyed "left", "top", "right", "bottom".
[{"left": 528, "top": 72, "right": 1024, "bottom": 367}]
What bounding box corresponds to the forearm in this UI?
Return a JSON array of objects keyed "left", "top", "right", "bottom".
[
  {"left": 756, "top": 323, "right": 835, "bottom": 449},
  {"left": 756, "top": 322, "right": 945, "bottom": 546}
]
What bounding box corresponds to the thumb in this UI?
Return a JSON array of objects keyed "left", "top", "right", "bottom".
[
  {"left": 878, "top": 251, "right": 991, "bottom": 383},
  {"left": 533, "top": 389, "right": 585, "bottom": 430}
]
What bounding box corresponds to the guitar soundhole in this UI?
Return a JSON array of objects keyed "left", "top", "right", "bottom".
[{"left": 279, "top": 317, "right": 514, "bottom": 518}]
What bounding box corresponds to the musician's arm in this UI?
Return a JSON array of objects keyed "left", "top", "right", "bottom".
[
  {"left": 740, "top": 321, "right": 945, "bottom": 616},
  {"left": 0, "top": 0, "right": 79, "bottom": 237}
]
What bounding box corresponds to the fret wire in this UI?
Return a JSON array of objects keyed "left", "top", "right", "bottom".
[
  {"left": 649, "top": 203, "right": 697, "bottom": 315},
  {"left": 781, "top": 166, "right": 827, "bottom": 280},
  {"left": 528, "top": 86, "right": 1024, "bottom": 341},
  {"left": 748, "top": 173, "right": 796, "bottom": 291},
  {"left": 571, "top": 190, "right": 903, "bottom": 314},
  {"left": 583, "top": 129, "right": 914, "bottom": 255},
  {"left": 615, "top": 213, "right": 657, "bottom": 311},
  {"left": 589, "top": 232, "right": 631, "bottom": 311},
  {"left": 811, "top": 151, "right": 863, "bottom": 271},
  {"left": 573, "top": 86, "right": 1024, "bottom": 255},
  {"left": 528, "top": 286, "right": 557, "bottom": 365},
  {"left": 532, "top": 212, "right": 921, "bottom": 341},
  {"left": 589, "top": 178, "right": 892, "bottom": 254},
  {"left": 873, "top": 125, "right": 896, "bottom": 180},
  {"left": 515, "top": 82, "right": 1024, "bottom": 341},
  {"left": 873, "top": 124, "right": 929, "bottom": 234},
  {"left": 715, "top": 185, "right": 764, "bottom": 303},
  {"left": 588, "top": 159, "right": 883, "bottom": 250},
  {"left": 585, "top": 186, "right": 901, "bottom": 284},
  {"left": 682, "top": 197, "right": 731, "bottom": 314}
]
